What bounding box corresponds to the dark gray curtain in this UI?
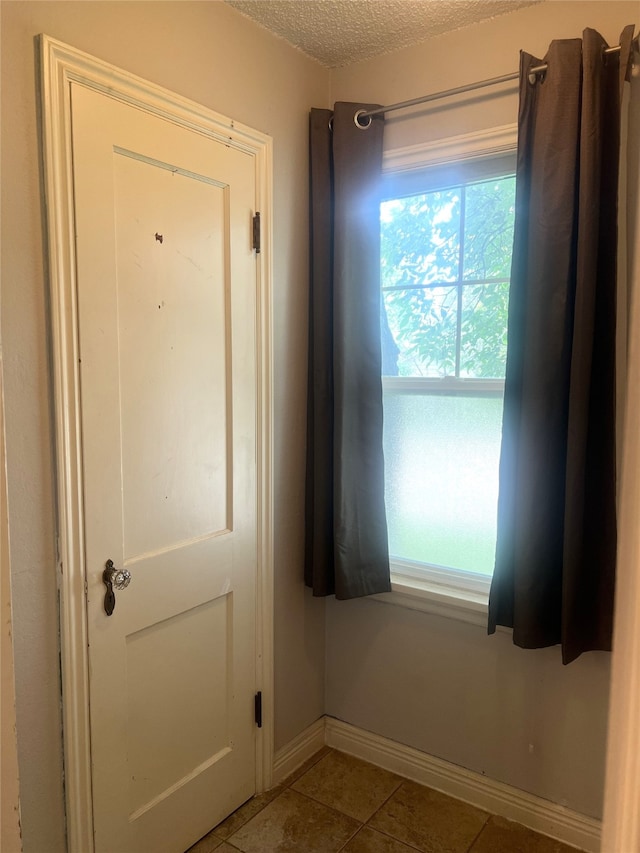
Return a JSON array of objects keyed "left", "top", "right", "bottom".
[
  {"left": 305, "top": 102, "right": 391, "bottom": 599},
  {"left": 489, "top": 27, "right": 635, "bottom": 664}
]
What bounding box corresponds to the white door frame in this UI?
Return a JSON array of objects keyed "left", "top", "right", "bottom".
[{"left": 38, "top": 34, "right": 274, "bottom": 853}]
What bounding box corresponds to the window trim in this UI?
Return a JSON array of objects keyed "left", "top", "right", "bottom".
[
  {"left": 382, "top": 123, "right": 518, "bottom": 174},
  {"left": 373, "top": 560, "right": 491, "bottom": 627},
  {"left": 378, "top": 124, "right": 518, "bottom": 622}
]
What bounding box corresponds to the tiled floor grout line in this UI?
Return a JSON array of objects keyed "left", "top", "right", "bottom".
[
  {"left": 289, "top": 785, "right": 365, "bottom": 826},
  {"left": 197, "top": 748, "right": 581, "bottom": 853},
  {"left": 363, "top": 776, "right": 405, "bottom": 826},
  {"left": 211, "top": 750, "right": 335, "bottom": 845},
  {"left": 292, "top": 767, "right": 427, "bottom": 853},
  {"left": 269, "top": 753, "right": 466, "bottom": 853},
  {"left": 288, "top": 750, "right": 409, "bottom": 851},
  {"left": 367, "top": 826, "right": 426, "bottom": 852},
  {"left": 282, "top": 746, "right": 333, "bottom": 789},
  {"left": 362, "top": 822, "right": 428, "bottom": 853},
  {"left": 356, "top": 777, "right": 429, "bottom": 851},
  {"left": 223, "top": 784, "right": 367, "bottom": 853},
  {"left": 290, "top": 781, "right": 432, "bottom": 853},
  {"left": 464, "top": 812, "right": 492, "bottom": 853},
  {"left": 335, "top": 821, "right": 366, "bottom": 853},
  {"left": 276, "top": 748, "right": 371, "bottom": 853}
]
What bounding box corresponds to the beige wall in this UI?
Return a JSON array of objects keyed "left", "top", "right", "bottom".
[
  {"left": 326, "top": 0, "right": 638, "bottom": 820},
  {"left": 3, "top": 0, "right": 638, "bottom": 848},
  {"left": 0, "top": 3, "right": 329, "bottom": 850}
]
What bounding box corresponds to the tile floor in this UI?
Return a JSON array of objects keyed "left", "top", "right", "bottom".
[{"left": 187, "top": 748, "right": 582, "bottom": 853}]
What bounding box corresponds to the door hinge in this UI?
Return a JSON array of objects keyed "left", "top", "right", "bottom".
[
  {"left": 254, "top": 691, "right": 263, "bottom": 728},
  {"left": 252, "top": 212, "right": 261, "bottom": 254}
]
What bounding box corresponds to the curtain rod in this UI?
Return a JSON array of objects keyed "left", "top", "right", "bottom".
[{"left": 355, "top": 39, "right": 637, "bottom": 128}]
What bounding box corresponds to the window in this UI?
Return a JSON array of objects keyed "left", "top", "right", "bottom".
[{"left": 380, "top": 149, "right": 516, "bottom": 607}]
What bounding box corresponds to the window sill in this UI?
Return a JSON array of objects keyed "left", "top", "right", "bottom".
[{"left": 372, "top": 560, "right": 490, "bottom": 627}]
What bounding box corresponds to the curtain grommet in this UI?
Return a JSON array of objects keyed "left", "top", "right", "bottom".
[
  {"left": 528, "top": 63, "right": 547, "bottom": 85},
  {"left": 528, "top": 68, "right": 546, "bottom": 85},
  {"left": 354, "top": 109, "right": 372, "bottom": 130}
]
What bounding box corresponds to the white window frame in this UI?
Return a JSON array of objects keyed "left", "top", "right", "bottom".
[{"left": 375, "top": 124, "right": 518, "bottom": 625}]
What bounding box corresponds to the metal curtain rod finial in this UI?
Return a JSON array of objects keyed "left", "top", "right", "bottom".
[{"left": 354, "top": 34, "right": 639, "bottom": 128}]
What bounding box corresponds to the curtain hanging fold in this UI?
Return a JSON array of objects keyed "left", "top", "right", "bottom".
[
  {"left": 489, "top": 26, "right": 636, "bottom": 664},
  {"left": 305, "top": 102, "right": 391, "bottom": 599}
]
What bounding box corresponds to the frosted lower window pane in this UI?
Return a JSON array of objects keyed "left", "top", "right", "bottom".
[{"left": 383, "top": 393, "right": 503, "bottom": 575}]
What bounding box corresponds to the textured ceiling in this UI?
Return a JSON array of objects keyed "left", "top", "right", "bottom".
[{"left": 225, "top": 0, "right": 541, "bottom": 67}]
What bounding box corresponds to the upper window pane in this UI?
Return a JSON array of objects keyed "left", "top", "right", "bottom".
[
  {"left": 460, "top": 281, "right": 509, "bottom": 379},
  {"left": 381, "top": 174, "right": 514, "bottom": 381},
  {"left": 383, "top": 286, "right": 457, "bottom": 377},
  {"left": 380, "top": 190, "right": 460, "bottom": 289},
  {"left": 463, "top": 177, "right": 516, "bottom": 281}
]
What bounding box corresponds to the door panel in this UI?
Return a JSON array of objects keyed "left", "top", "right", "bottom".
[
  {"left": 70, "top": 83, "right": 258, "bottom": 853},
  {"left": 125, "top": 594, "right": 231, "bottom": 814},
  {"left": 114, "top": 153, "right": 231, "bottom": 556}
]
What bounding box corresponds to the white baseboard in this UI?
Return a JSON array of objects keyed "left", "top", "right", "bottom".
[
  {"left": 272, "top": 717, "right": 326, "bottom": 785},
  {"left": 325, "top": 717, "right": 600, "bottom": 853},
  {"left": 273, "top": 716, "right": 600, "bottom": 852}
]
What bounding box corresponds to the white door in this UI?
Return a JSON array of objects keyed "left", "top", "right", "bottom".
[{"left": 71, "top": 83, "right": 258, "bottom": 853}]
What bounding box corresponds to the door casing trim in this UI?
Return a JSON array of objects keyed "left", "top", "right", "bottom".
[{"left": 38, "top": 34, "right": 274, "bottom": 853}]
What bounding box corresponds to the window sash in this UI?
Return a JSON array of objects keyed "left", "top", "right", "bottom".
[
  {"left": 382, "top": 376, "right": 504, "bottom": 396},
  {"left": 381, "top": 146, "right": 514, "bottom": 596},
  {"left": 382, "top": 276, "right": 511, "bottom": 293}
]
